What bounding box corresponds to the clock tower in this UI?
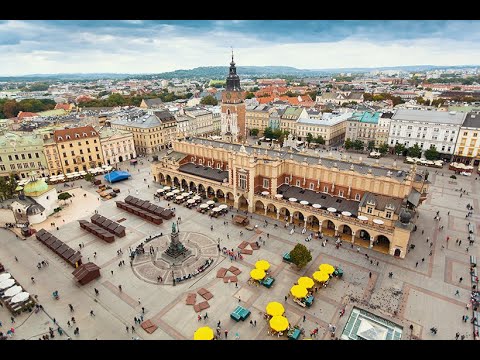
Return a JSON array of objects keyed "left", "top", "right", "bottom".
[{"left": 221, "top": 51, "right": 246, "bottom": 142}]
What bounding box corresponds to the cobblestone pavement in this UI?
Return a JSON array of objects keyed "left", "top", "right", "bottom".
[{"left": 0, "top": 159, "right": 478, "bottom": 340}]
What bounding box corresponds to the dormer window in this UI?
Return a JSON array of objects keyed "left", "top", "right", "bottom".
[
  {"left": 91, "top": 132, "right": 96, "bottom": 136},
  {"left": 57, "top": 136, "right": 63, "bottom": 141},
  {"left": 66, "top": 135, "right": 71, "bottom": 140},
  {"left": 367, "top": 207, "right": 373, "bottom": 214},
  {"left": 83, "top": 133, "right": 87, "bottom": 137},
  {"left": 75, "top": 134, "right": 79, "bottom": 138}
]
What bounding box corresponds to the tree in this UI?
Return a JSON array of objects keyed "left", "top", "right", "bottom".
[
  {"left": 263, "top": 127, "right": 273, "bottom": 139},
  {"left": 3, "top": 100, "right": 19, "bottom": 118},
  {"left": 407, "top": 143, "right": 422, "bottom": 158},
  {"left": 306, "top": 133, "right": 313, "bottom": 145},
  {"left": 245, "top": 92, "right": 255, "bottom": 99},
  {"left": 424, "top": 145, "right": 439, "bottom": 160},
  {"left": 58, "top": 192, "right": 72, "bottom": 203},
  {"left": 314, "top": 135, "right": 325, "bottom": 145},
  {"left": 0, "top": 174, "right": 17, "bottom": 201},
  {"left": 250, "top": 128, "right": 259, "bottom": 137},
  {"left": 353, "top": 139, "right": 365, "bottom": 151},
  {"left": 378, "top": 143, "right": 389, "bottom": 155},
  {"left": 84, "top": 173, "right": 95, "bottom": 183},
  {"left": 289, "top": 243, "right": 312, "bottom": 269},
  {"left": 200, "top": 95, "right": 218, "bottom": 106},
  {"left": 367, "top": 141, "right": 375, "bottom": 151},
  {"left": 452, "top": 86, "right": 461, "bottom": 90},
  {"left": 344, "top": 138, "right": 353, "bottom": 150},
  {"left": 284, "top": 91, "right": 296, "bottom": 97},
  {"left": 394, "top": 143, "right": 406, "bottom": 156}
]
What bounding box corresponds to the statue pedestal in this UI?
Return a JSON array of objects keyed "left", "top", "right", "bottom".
[{"left": 162, "top": 231, "right": 191, "bottom": 263}]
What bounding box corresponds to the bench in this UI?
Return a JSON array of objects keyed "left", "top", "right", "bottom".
[
  {"left": 230, "top": 312, "right": 242, "bottom": 322},
  {"left": 230, "top": 306, "right": 251, "bottom": 321},
  {"left": 261, "top": 277, "right": 275, "bottom": 288}
]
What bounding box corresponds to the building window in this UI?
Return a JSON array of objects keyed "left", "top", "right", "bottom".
[
  {"left": 263, "top": 178, "right": 269, "bottom": 189},
  {"left": 296, "top": 180, "right": 301, "bottom": 187},
  {"left": 239, "top": 173, "right": 247, "bottom": 190},
  {"left": 355, "top": 193, "right": 361, "bottom": 201},
  {"left": 386, "top": 211, "right": 392, "bottom": 219},
  {"left": 367, "top": 207, "right": 373, "bottom": 214},
  {"left": 217, "top": 163, "right": 221, "bottom": 169},
  {"left": 323, "top": 186, "right": 329, "bottom": 193},
  {"left": 285, "top": 177, "right": 289, "bottom": 184},
  {"left": 309, "top": 183, "right": 315, "bottom": 190},
  {"left": 338, "top": 190, "right": 344, "bottom": 197}
]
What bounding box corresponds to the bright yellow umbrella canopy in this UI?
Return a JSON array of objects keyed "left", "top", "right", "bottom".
[
  {"left": 255, "top": 260, "right": 270, "bottom": 271},
  {"left": 194, "top": 326, "right": 214, "bottom": 340},
  {"left": 266, "top": 302, "right": 285, "bottom": 317},
  {"left": 298, "top": 277, "right": 315, "bottom": 289},
  {"left": 319, "top": 263, "right": 335, "bottom": 275},
  {"left": 250, "top": 268, "right": 266, "bottom": 280},
  {"left": 290, "top": 285, "right": 308, "bottom": 298},
  {"left": 269, "top": 315, "right": 289, "bottom": 332},
  {"left": 312, "top": 271, "right": 330, "bottom": 283}
]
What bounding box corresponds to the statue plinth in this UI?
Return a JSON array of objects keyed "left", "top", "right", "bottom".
[{"left": 162, "top": 225, "right": 191, "bottom": 263}]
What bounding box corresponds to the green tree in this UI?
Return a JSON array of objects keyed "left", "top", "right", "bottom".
[
  {"left": 353, "top": 139, "right": 365, "bottom": 151},
  {"left": 367, "top": 141, "right": 375, "bottom": 151},
  {"left": 424, "top": 145, "right": 439, "bottom": 160},
  {"left": 200, "top": 95, "right": 218, "bottom": 106},
  {"left": 289, "top": 243, "right": 312, "bottom": 269},
  {"left": 58, "top": 192, "right": 72, "bottom": 204},
  {"left": 263, "top": 127, "right": 273, "bottom": 139},
  {"left": 249, "top": 128, "right": 259, "bottom": 136},
  {"left": 0, "top": 174, "right": 18, "bottom": 201},
  {"left": 245, "top": 92, "right": 255, "bottom": 99},
  {"left": 314, "top": 135, "right": 325, "bottom": 145},
  {"left": 378, "top": 143, "right": 389, "bottom": 155},
  {"left": 284, "top": 91, "right": 296, "bottom": 97},
  {"left": 344, "top": 138, "right": 353, "bottom": 150},
  {"left": 84, "top": 173, "right": 95, "bottom": 183},
  {"left": 306, "top": 133, "right": 313, "bottom": 145},
  {"left": 452, "top": 86, "right": 461, "bottom": 90},
  {"left": 394, "top": 143, "right": 406, "bottom": 156},
  {"left": 407, "top": 143, "right": 422, "bottom": 158},
  {"left": 3, "top": 100, "right": 19, "bottom": 118}
]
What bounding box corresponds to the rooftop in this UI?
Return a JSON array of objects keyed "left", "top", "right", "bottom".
[
  {"left": 178, "top": 163, "right": 229, "bottom": 183},
  {"left": 462, "top": 112, "right": 480, "bottom": 129},
  {"left": 54, "top": 126, "right": 98, "bottom": 143},
  {"left": 392, "top": 109, "right": 466, "bottom": 125}
]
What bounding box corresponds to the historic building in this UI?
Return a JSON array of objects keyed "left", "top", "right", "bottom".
[
  {"left": 152, "top": 138, "right": 429, "bottom": 259},
  {"left": 453, "top": 111, "right": 480, "bottom": 165},
  {"left": 220, "top": 53, "right": 246, "bottom": 142},
  {"left": 345, "top": 111, "right": 381, "bottom": 145},
  {"left": 98, "top": 127, "right": 136, "bottom": 166}
]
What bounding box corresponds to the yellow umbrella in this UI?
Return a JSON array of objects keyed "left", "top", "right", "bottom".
[
  {"left": 290, "top": 285, "right": 308, "bottom": 298},
  {"left": 250, "top": 268, "right": 266, "bottom": 280},
  {"left": 255, "top": 260, "right": 270, "bottom": 271},
  {"left": 194, "top": 326, "right": 214, "bottom": 340},
  {"left": 298, "top": 276, "right": 315, "bottom": 289},
  {"left": 312, "top": 271, "right": 330, "bottom": 283},
  {"left": 266, "top": 302, "right": 285, "bottom": 317},
  {"left": 269, "top": 315, "right": 289, "bottom": 332},
  {"left": 319, "top": 263, "right": 335, "bottom": 275}
]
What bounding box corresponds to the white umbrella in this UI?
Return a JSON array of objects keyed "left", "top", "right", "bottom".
[
  {"left": 0, "top": 279, "right": 15, "bottom": 290},
  {"left": 163, "top": 186, "right": 171, "bottom": 191},
  {"left": 193, "top": 195, "right": 201, "bottom": 200},
  {"left": 261, "top": 191, "right": 270, "bottom": 196},
  {"left": 176, "top": 196, "right": 184, "bottom": 200},
  {"left": 187, "top": 199, "right": 196, "bottom": 204},
  {"left": 87, "top": 168, "right": 95, "bottom": 173},
  {"left": 212, "top": 207, "right": 221, "bottom": 212},
  {"left": 300, "top": 200, "right": 309, "bottom": 205},
  {"left": 327, "top": 207, "right": 337, "bottom": 213},
  {"left": 181, "top": 192, "right": 190, "bottom": 197},
  {"left": 219, "top": 204, "right": 228, "bottom": 210},
  {"left": 79, "top": 171, "right": 87, "bottom": 176},
  {"left": 358, "top": 215, "right": 369, "bottom": 221},
  {"left": 312, "top": 204, "right": 321, "bottom": 209},
  {"left": 207, "top": 200, "right": 215, "bottom": 205},
  {"left": 11, "top": 291, "right": 29, "bottom": 304},
  {"left": 199, "top": 204, "right": 209, "bottom": 209},
  {"left": 0, "top": 273, "right": 11, "bottom": 282},
  {"left": 289, "top": 198, "right": 297, "bottom": 202},
  {"left": 172, "top": 189, "right": 180, "bottom": 194},
  {"left": 373, "top": 219, "right": 384, "bottom": 225},
  {"left": 57, "top": 174, "right": 65, "bottom": 179},
  {"left": 4, "top": 285, "right": 22, "bottom": 297},
  {"left": 157, "top": 189, "right": 164, "bottom": 194},
  {"left": 66, "top": 174, "right": 75, "bottom": 178},
  {"left": 165, "top": 192, "right": 174, "bottom": 197},
  {"left": 342, "top": 211, "right": 352, "bottom": 217},
  {"left": 275, "top": 194, "right": 283, "bottom": 199}
]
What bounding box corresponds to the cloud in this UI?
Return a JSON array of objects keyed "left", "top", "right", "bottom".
[{"left": 0, "top": 20, "right": 478, "bottom": 75}]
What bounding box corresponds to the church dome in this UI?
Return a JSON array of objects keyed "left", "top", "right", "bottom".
[
  {"left": 399, "top": 209, "right": 412, "bottom": 224},
  {"left": 27, "top": 203, "right": 45, "bottom": 215},
  {"left": 23, "top": 179, "right": 49, "bottom": 196}
]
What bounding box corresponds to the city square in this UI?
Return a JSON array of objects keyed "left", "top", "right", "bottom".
[{"left": 0, "top": 158, "right": 477, "bottom": 340}]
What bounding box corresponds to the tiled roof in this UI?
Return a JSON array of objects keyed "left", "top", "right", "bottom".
[
  {"left": 178, "top": 163, "right": 229, "bottom": 183},
  {"left": 359, "top": 192, "right": 403, "bottom": 214},
  {"left": 18, "top": 111, "right": 39, "bottom": 119},
  {"left": 53, "top": 125, "right": 98, "bottom": 143}
]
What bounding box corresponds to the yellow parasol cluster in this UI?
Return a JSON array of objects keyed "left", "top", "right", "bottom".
[
  {"left": 250, "top": 268, "right": 266, "bottom": 280},
  {"left": 269, "top": 315, "right": 289, "bottom": 332},
  {"left": 297, "top": 276, "right": 315, "bottom": 289},
  {"left": 319, "top": 263, "right": 335, "bottom": 275},
  {"left": 255, "top": 260, "right": 270, "bottom": 271},
  {"left": 194, "top": 326, "right": 214, "bottom": 340},
  {"left": 266, "top": 301, "right": 285, "bottom": 317},
  {"left": 312, "top": 271, "right": 329, "bottom": 283},
  {"left": 290, "top": 284, "right": 308, "bottom": 298}
]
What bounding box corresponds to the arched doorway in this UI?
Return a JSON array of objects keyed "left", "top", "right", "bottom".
[
  {"left": 373, "top": 235, "right": 390, "bottom": 254},
  {"left": 198, "top": 184, "right": 206, "bottom": 198},
  {"left": 355, "top": 229, "right": 371, "bottom": 249},
  {"left": 279, "top": 207, "right": 290, "bottom": 222},
  {"left": 322, "top": 219, "right": 336, "bottom": 237},
  {"left": 119, "top": 155, "right": 123, "bottom": 163},
  {"left": 306, "top": 215, "right": 320, "bottom": 231},
  {"left": 338, "top": 224, "right": 352, "bottom": 241},
  {"left": 394, "top": 248, "right": 401, "bottom": 257},
  {"left": 266, "top": 204, "right": 277, "bottom": 219},
  {"left": 173, "top": 177, "right": 180, "bottom": 187},
  {"left": 238, "top": 195, "right": 248, "bottom": 211},
  {"left": 226, "top": 192, "right": 234, "bottom": 206},
  {"left": 166, "top": 175, "right": 172, "bottom": 186},
  {"left": 292, "top": 211, "right": 305, "bottom": 226},
  {"left": 158, "top": 173, "right": 165, "bottom": 184},
  {"left": 207, "top": 186, "right": 215, "bottom": 199},
  {"left": 255, "top": 200, "right": 265, "bottom": 215},
  {"left": 216, "top": 189, "right": 225, "bottom": 202},
  {"left": 189, "top": 181, "right": 196, "bottom": 192},
  {"left": 181, "top": 179, "right": 188, "bottom": 192}
]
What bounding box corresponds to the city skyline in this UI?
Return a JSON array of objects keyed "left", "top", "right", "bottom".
[{"left": 1, "top": 20, "right": 479, "bottom": 76}]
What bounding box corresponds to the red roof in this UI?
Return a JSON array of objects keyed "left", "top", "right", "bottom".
[
  {"left": 53, "top": 126, "right": 98, "bottom": 143},
  {"left": 17, "top": 111, "right": 39, "bottom": 119},
  {"left": 54, "top": 103, "right": 71, "bottom": 111}
]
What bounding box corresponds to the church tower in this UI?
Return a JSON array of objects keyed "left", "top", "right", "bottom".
[{"left": 221, "top": 51, "right": 246, "bottom": 142}]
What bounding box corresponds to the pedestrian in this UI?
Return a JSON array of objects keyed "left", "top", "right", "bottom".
[
  {"left": 31, "top": 276, "right": 35, "bottom": 283},
  {"left": 69, "top": 304, "right": 74, "bottom": 312},
  {"left": 235, "top": 282, "right": 238, "bottom": 288},
  {"left": 421, "top": 258, "right": 425, "bottom": 263},
  {"left": 285, "top": 295, "right": 287, "bottom": 302},
  {"left": 430, "top": 242, "right": 433, "bottom": 248},
  {"left": 197, "top": 314, "right": 201, "bottom": 322},
  {"left": 71, "top": 317, "right": 76, "bottom": 323},
  {"left": 111, "top": 270, "right": 114, "bottom": 276},
  {"left": 461, "top": 335, "right": 465, "bottom": 340},
  {"left": 14, "top": 256, "right": 18, "bottom": 262},
  {"left": 67, "top": 321, "right": 71, "bottom": 327},
  {"left": 455, "top": 332, "right": 460, "bottom": 340},
  {"left": 429, "top": 250, "right": 432, "bottom": 256},
  {"left": 415, "top": 261, "right": 418, "bottom": 268},
  {"left": 369, "top": 272, "right": 372, "bottom": 278},
  {"left": 465, "top": 315, "right": 469, "bottom": 322},
  {"left": 204, "top": 312, "right": 208, "bottom": 320},
  {"left": 11, "top": 317, "right": 15, "bottom": 324},
  {"left": 224, "top": 329, "right": 228, "bottom": 339},
  {"left": 459, "top": 277, "right": 463, "bottom": 283},
  {"left": 376, "top": 261, "right": 379, "bottom": 266},
  {"left": 250, "top": 320, "right": 253, "bottom": 327},
  {"left": 131, "top": 326, "right": 135, "bottom": 333},
  {"left": 142, "top": 307, "right": 145, "bottom": 314},
  {"left": 126, "top": 325, "right": 129, "bottom": 333},
  {"left": 455, "top": 290, "right": 460, "bottom": 296},
  {"left": 90, "top": 310, "right": 95, "bottom": 317},
  {"left": 118, "top": 285, "right": 122, "bottom": 291},
  {"left": 303, "top": 315, "right": 306, "bottom": 322},
  {"left": 94, "top": 288, "right": 99, "bottom": 296},
  {"left": 254, "top": 320, "right": 256, "bottom": 327}
]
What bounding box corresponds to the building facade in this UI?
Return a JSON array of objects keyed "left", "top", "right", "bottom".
[
  {"left": 388, "top": 109, "right": 465, "bottom": 158},
  {"left": 110, "top": 110, "right": 177, "bottom": 155},
  {"left": 453, "top": 111, "right": 480, "bottom": 165},
  {"left": 245, "top": 104, "right": 274, "bottom": 135},
  {"left": 98, "top": 127, "right": 137, "bottom": 166},
  {"left": 0, "top": 132, "right": 48, "bottom": 180},
  {"left": 151, "top": 138, "right": 429, "bottom": 259},
  {"left": 376, "top": 112, "right": 393, "bottom": 147},
  {"left": 345, "top": 111, "right": 381, "bottom": 145},
  {"left": 296, "top": 112, "right": 351, "bottom": 146},
  {"left": 184, "top": 107, "right": 216, "bottom": 137},
  {"left": 220, "top": 54, "right": 246, "bottom": 141},
  {"left": 53, "top": 126, "right": 104, "bottom": 173}
]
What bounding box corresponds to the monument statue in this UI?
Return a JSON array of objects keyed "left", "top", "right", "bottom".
[
  {"left": 172, "top": 222, "right": 177, "bottom": 234},
  {"left": 163, "top": 220, "right": 190, "bottom": 260}
]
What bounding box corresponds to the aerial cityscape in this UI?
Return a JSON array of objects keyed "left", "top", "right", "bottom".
[{"left": 0, "top": 20, "right": 479, "bottom": 341}]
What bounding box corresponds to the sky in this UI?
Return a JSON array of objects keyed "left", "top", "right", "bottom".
[{"left": 0, "top": 20, "right": 479, "bottom": 76}]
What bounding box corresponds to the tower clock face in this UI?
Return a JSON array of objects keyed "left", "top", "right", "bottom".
[{"left": 226, "top": 92, "right": 231, "bottom": 99}]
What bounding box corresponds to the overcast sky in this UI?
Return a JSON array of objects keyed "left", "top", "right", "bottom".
[{"left": 1, "top": 20, "right": 479, "bottom": 76}]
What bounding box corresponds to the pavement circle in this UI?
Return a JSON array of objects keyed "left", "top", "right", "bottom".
[{"left": 131, "top": 231, "right": 220, "bottom": 285}]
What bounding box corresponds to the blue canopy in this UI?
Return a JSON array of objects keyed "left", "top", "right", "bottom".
[{"left": 104, "top": 170, "right": 131, "bottom": 183}]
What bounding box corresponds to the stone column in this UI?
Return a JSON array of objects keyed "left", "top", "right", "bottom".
[
  {"left": 334, "top": 227, "right": 339, "bottom": 237},
  {"left": 304, "top": 219, "right": 307, "bottom": 228},
  {"left": 264, "top": 208, "right": 268, "bottom": 216},
  {"left": 276, "top": 210, "right": 280, "bottom": 220},
  {"left": 351, "top": 232, "right": 355, "bottom": 243},
  {"left": 369, "top": 236, "right": 375, "bottom": 248}
]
